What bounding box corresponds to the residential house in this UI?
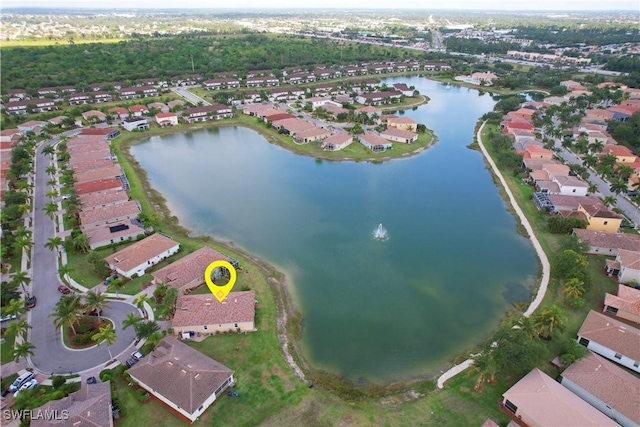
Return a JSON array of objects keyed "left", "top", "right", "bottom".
[
  {"left": 79, "top": 190, "right": 129, "bottom": 210},
  {"left": 424, "top": 62, "right": 451, "bottom": 71},
  {"left": 93, "top": 91, "right": 113, "bottom": 103},
  {"left": 560, "top": 351, "right": 640, "bottom": 427},
  {"left": 321, "top": 133, "right": 353, "bottom": 151},
  {"left": 122, "top": 117, "right": 149, "bottom": 132},
  {"left": 524, "top": 145, "right": 554, "bottom": 161},
  {"left": 203, "top": 78, "right": 240, "bottom": 90},
  {"left": 75, "top": 178, "right": 123, "bottom": 196},
  {"left": 607, "top": 249, "right": 640, "bottom": 285},
  {"left": 561, "top": 80, "right": 588, "bottom": 91},
  {"left": 172, "top": 291, "right": 256, "bottom": 337},
  {"left": 68, "top": 92, "right": 90, "bottom": 105},
  {"left": 380, "top": 127, "right": 418, "bottom": 143},
  {"left": 74, "top": 165, "right": 123, "bottom": 184},
  {"left": 17, "top": 120, "right": 46, "bottom": 135},
  {"left": 604, "top": 284, "right": 640, "bottom": 324},
  {"left": 355, "top": 105, "right": 382, "bottom": 121},
  {"left": 30, "top": 382, "right": 113, "bottom": 427},
  {"left": 127, "top": 336, "right": 234, "bottom": 423},
  {"left": 129, "top": 105, "right": 149, "bottom": 117},
  {"left": 182, "top": 104, "right": 232, "bottom": 123},
  {"left": 585, "top": 109, "right": 615, "bottom": 122},
  {"left": 577, "top": 203, "right": 623, "bottom": 233},
  {"left": 79, "top": 127, "right": 120, "bottom": 140},
  {"left": 386, "top": 116, "right": 418, "bottom": 132},
  {"left": 245, "top": 76, "right": 279, "bottom": 87},
  {"left": 155, "top": 112, "right": 179, "bottom": 127},
  {"left": 167, "top": 100, "right": 185, "bottom": 109},
  {"left": 79, "top": 200, "right": 140, "bottom": 230},
  {"left": 104, "top": 233, "right": 180, "bottom": 278},
  {"left": 6, "top": 89, "right": 27, "bottom": 101},
  {"left": 82, "top": 110, "right": 107, "bottom": 123},
  {"left": 294, "top": 127, "right": 331, "bottom": 144},
  {"left": 355, "top": 91, "right": 402, "bottom": 105},
  {"left": 147, "top": 102, "right": 169, "bottom": 113},
  {"left": 546, "top": 195, "right": 601, "bottom": 213},
  {"left": 601, "top": 145, "right": 637, "bottom": 164},
  {"left": 0, "top": 129, "right": 22, "bottom": 146},
  {"left": 152, "top": 246, "right": 238, "bottom": 293},
  {"left": 577, "top": 310, "right": 640, "bottom": 373},
  {"left": 118, "top": 85, "right": 157, "bottom": 99},
  {"left": 108, "top": 107, "right": 129, "bottom": 121},
  {"left": 85, "top": 220, "right": 146, "bottom": 250},
  {"left": 501, "top": 368, "right": 617, "bottom": 427},
  {"left": 4, "top": 98, "right": 57, "bottom": 115},
  {"left": 359, "top": 134, "right": 392, "bottom": 152},
  {"left": 573, "top": 228, "right": 640, "bottom": 256}
]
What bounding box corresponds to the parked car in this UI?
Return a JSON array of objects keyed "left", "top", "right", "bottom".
[
  {"left": 0, "top": 313, "right": 17, "bottom": 323},
  {"left": 14, "top": 379, "right": 38, "bottom": 398},
  {"left": 58, "top": 285, "right": 71, "bottom": 295},
  {"left": 125, "top": 358, "right": 137, "bottom": 368},
  {"left": 131, "top": 351, "right": 143, "bottom": 361},
  {"left": 227, "top": 390, "right": 239, "bottom": 397},
  {"left": 86, "top": 377, "right": 97, "bottom": 384},
  {"left": 9, "top": 372, "right": 36, "bottom": 393},
  {"left": 25, "top": 295, "right": 36, "bottom": 309}
]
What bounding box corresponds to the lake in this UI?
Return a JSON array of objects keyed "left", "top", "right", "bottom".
[{"left": 131, "top": 77, "right": 538, "bottom": 382}]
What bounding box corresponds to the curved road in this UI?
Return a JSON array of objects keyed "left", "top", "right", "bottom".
[{"left": 29, "top": 138, "right": 137, "bottom": 374}]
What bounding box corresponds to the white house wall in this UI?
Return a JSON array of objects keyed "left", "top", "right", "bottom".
[
  {"left": 561, "top": 378, "right": 635, "bottom": 427},
  {"left": 579, "top": 338, "right": 640, "bottom": 373}
]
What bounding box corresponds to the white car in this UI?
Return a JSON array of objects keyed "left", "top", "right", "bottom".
[{"left": 14, "top": 379, "right": 38, "bottom": 398}]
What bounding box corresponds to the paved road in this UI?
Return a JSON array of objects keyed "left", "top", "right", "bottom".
[
  {"left": 553, "top": 140, "right": 640, "bottom": 227},
  {"left": 29, "top": 138, "right": 137, "bottom": 374},
  {"left": 171, "top": 86, "right": 209, "bottom": 106}
]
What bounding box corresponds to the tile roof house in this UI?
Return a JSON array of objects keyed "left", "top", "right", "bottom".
[
  {"left": 604, "top": 284, "right": 640, "bottom": 325},
  {"left": 155, "top": 112, "right": 179, "bottom": 127},
  {"left": 359, "top": 134, "right": 392, "bottom": 152},
  {"left": 79, "top": 190, "right": 129, "bottom": 210},
  {"left": 561, "top": 351, "right": 640, "bottom": 427},
  {"left": 573, "top": 228, "right": 640, "bottom": 256},
  {"left": 72, "top": 159, "right": 117, "bottom": 174},
  {"left": 30, "top": 381, "right": 113, "bottom": 427},
  {"left": 380, "top": 127, "right": 418, "bottom": 144},
  {"left": 128, "top": 336, "right": 234, "bottom": 423},
  {"left": 79, "top": 127, "right": 120, "bottom": 140},
  {"left": 601, "top": 145, "right": 637, "bottom": 164},
  {"left": 386, "top": 116, "right": 418, "bottom": 132},
  {"left": 577, "top": 310, "right": 640, "bottom": 373},
  {"left": 294, "top": 127, "right": 331, "bottom": 144},
  {"left": 172, "top": 291, "right": 256, "bottom": 337},
  {"left": 501, "top": 368, "right": 617, "bottom": 427},
  {"left": 81, "top": 110, "right": 107, "bottom": 122},
  {"left": 577, "top": 203, "right": 623, "bottom": 233},
  {"left": 79, "top": 200, "right": 141, "bottom": 230},
  {"left": 152, "top": 246, "right": 237, "bottom": 293},
  {"left": 85, "top": 219, "right": 146, "bottom": 250},
  {"left": 524, "top": 145, "right": 554, "bottom": 161},
  {"left": 182, "top": 104, "right": 232, "bottom": 123},
  {"left": 612, "top": 249, "right": 640, "bottom": 285},
  {"left": 74, "top": 165, "right": 123, "bottom": 184},
  {"left": 74, "top": 178, "right": 123, "bottom": 196},
  {"left": 321, "top": 133, "right": 353, "bottom": 151},
  {"left": 104, "top": 233, "right": 180, "bottom": 278}
]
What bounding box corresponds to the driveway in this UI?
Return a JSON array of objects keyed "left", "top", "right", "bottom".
[{"left": 28, "top": 138, "right": 138, "bottom": 374}]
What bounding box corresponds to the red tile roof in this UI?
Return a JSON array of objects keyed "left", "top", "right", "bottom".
[
  {"left": 75, "top": 179, "right": 122, "bottom": 195},
  {"left": 604, "top": 284, "right": 640, "bottom": 319},
  {"left": 578, "top": 310, "right": 640, "bottom": 361},
  {"left": 172, "top": 291, "right": 255, "bottom": 328}
]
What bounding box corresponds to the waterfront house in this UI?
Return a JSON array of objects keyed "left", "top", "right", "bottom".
[
  {"left": 393, "top": 83, "right": 414, "bottom": 97},
  {"left": 359, "top": 134, "right": 392, "bottom": 152},
  {"left": 182, "top": 104, "right": 232, "bottom": 123},
  {"left": 79, "top": 190, "right": 129, "bottom": 210},
  {"left": 74, "top": 178, "right": 123, "bottom": 196},
  {"left": 321, "top": 133, "right": 353, "bottom": 151},
  {"left": 294, "top": 127, "right": 331, "bottom": 144},
  {"left": 172, "top": 291, "right": 256, "bottom": 337},
  {"left": 122, "top": 117, "right": 149, "bottom": 132},
  {"left": 604, "top": 284, "right": 640, "bottom": 324},
  {"left": 501, "top": 368, "right": 617, "bottom": 427},
  {"left": 128, "top": 337, "right": 234, "bottom": 423},
  {"left": 85, "top": 220, "right": 146, "bottom": 250},
  {"left": 577, "top": 310, "right": 640, "bottom": 373},
  {"left": 573, "top": 228, "right": 640, "bottom": 256},
  {"left": 79, "top": 200, "right": 141, "bottom": 231},
  {"left": 524, "top": 145, "right": 554, "bottom": 161},
  {"left": 386, "top": 116, "right": 417, "bottom": 131},
  {"left": 30, "top": 382, "right": 113, "bottom": 427},
  {"left": 105, "top": 233, "right": 179, "bottom": 278},
  {"left": 155, "top": 112, "right": 179, "bottom": 127},
  {"left": 607, "top": 249, "right": 640, "bottom": 285},
  {"left": 355, "top": 91, "right": 402, "bottom": 105},
  {"left": 152, "top": 246, "right": 238, "bottom": 293},
  {"left": 74, "top": 165, "right": 123, "bottom": 184},
  {"left": 577, "top": 203, "right": 623, "bottom": 233},
  {"left": 380, "top": 127, "right": 418, "bottom": 143},
  {"left": 560, "top": 351, "right": 640, "bottom": 427}
]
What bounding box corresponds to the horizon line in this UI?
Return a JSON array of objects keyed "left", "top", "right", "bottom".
[{"left": 2, "top": 6, "right": 639, "bottom": 11}]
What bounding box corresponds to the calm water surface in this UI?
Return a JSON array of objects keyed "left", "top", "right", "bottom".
[{"left": 131, "top": 77, "right": 538, "bottom": 382}]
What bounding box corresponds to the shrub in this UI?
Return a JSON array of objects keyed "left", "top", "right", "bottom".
[
  {"left": 99, "top": 370, "right": 113, "bottom": 382},
  {"left": 51, "top": 376, "right": 66, "bottom": 389},
  {"left": 72, "top": 334, "right": 93, "bottom": 345}
]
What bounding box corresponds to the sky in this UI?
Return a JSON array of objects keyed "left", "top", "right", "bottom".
[{"left": 3, "top": 0, "right": 639, "bottom": 10}]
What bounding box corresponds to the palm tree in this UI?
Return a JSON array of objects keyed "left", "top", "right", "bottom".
[
  {"left": 4, "top": 298, "right": 28, "bottom": 317},
  {"left": 164, "top": 287, "right": 179, "bottom": 315},
  {"left": 134, "top": 320, "right": 160, "bottom": 340},
  {"left": 46, "top": 189, "right": 59, "bottom": 199},
  {"left": 72, "top": 233, "right": 90, "bottom": 254},
  {"left": 42, "top": 145, "right": 55, "bottom": 158},
  {"left": 45, "top": 165, "right": 57, "bottom": 176},
  {"left": 534, "top": 304, "right": 568, "bottom": 339},
  {"left": 610, "top": 179, "right": 628, "bottom": 195},
  {"left": 12, "top": 341, "right": 35, "bottom": 363},
  {"left": 7, "top": 318, "right": 31, "bottom": 340},
  {"left": 563, "top": 278, "right": 585, "bottom": 299},
  {"left": 582, "top": 153, "right": 597, "bottom": 168},
  {"left": 122, "top": 312, "right": 143, "bottom": 331},
  {"left": 11, "top": 271, "right": 31, "bottom": 294},
  {"left": 517, "top": 315, "right": 539, "bottom": 339},
  {"left": 134, "top": 293, "right": 151, "bottom": 312},
  {"left": 92, "top": 324, "right": 117, "bottom": 361},
  {"left": 43, "top": 202, "right": 59, "bottom": 220},
  {"left": 602, "top": 195, "right": 617, "bottom": 209},
  {"left": 587, "top": 183, "right": 599, "bottom": 196},
  {"left": 45, "top": 236, "right": 63, "bottom": 254},
  {"left": 588, "top": 140, "right": 604, "bottom": 153},
  {"left": 616, "top": 165, "right": 635, "bottom": 181},
  {"left": 145, "top": 331, "right": 164, "bottom": 349},
  {"left": 83, "top": 291, "right": 110, "bottom": 321},
  {"left": 50, "top": 294, "right": 83, "bottom": 335},
  {"left": 13, "top": 236, "right": 33, "bottom": 261},
  {"left": 58, "top": 264, "right": 74, "bottom": 280},
  {"left": 47, "top": 178, "right": 57, "bottom": 187}
]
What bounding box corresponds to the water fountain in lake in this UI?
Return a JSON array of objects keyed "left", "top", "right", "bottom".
[{"left": 373, "top": 223, "right": 388, "bottom": 241}]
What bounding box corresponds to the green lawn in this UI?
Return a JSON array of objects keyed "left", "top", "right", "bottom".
[{"left": 1, "top": 330, "right": 16, "bottom": 364}]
